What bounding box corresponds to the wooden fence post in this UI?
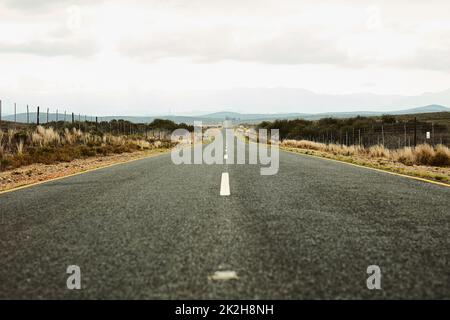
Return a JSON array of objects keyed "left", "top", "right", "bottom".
[{"left": 413, "top": 117, "right": 417, "bottom": 148}]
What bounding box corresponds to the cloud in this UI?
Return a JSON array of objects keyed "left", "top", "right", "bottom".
[
  {"left": 3, "top": 0, "right": 450, "bottom": 70},
  {"left": 119, "top": 26, "right": 349, "bottom": 66},
  {"left": 0, "top": 38, "right": 98, "bottom": 58},
  {"left": 2, "top": 0, "right": 100, "bottom": 12},
  {"left": 112, "top": 1, "right": 450, "bottom": 71}
]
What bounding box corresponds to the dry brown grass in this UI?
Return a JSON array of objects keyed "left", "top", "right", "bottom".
[
  {"left": 433, "top": 144, "right": 450, "bottom": 166},
  {"left": 136, "top": 140, "right": 151, "bottom": 150},
  {"left": 392, "top": 147, "right": 415, "bottom": 166},
  {"left": 368, "top": 145, "right": 391, "bottom": 158},
  {"left": 16, "top": 139, "right": 24, "bottom": 155},
  {"left": 281, "top": 139, "right": 450, "bottom": 167},
  {"left": 0, "top": 126, "right": 172, "bottom": 171},
  {"left": 32, "top": 126, "right": 60, "bottom": 146}
]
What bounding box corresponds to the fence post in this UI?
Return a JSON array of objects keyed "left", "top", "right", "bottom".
[
  {"left": 56, "top": 109, "right": 58, "bottom": 122},
  {"left": 381, "top": 124, "right": 385, "bottom": 146},
  {"left": 413, "top": 117, "right": 417, "bottom": 148},
  {"left": 37, "top": 106, "right": 40, "bottom": 125},
  {"left": 71, "top": 112, "right": 74, "bottom": 124},
  {"left": 431, "top": 122, "right": 434, "bottom": 146},
  {"left": 27, "top": 105, "right": 29, "bottom": 124},
  {"left": 46, "top": 108, "right": 49, "bottom": 123},
  {"left": 404, "top": 123, "right": 407, "bottom": 147}
]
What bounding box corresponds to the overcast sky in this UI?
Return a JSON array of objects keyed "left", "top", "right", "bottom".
[{"left": 1, "top": 0, "right": 450, "bottom": 115}]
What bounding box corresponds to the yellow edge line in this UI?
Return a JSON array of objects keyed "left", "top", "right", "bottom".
[
  {"left": 0, "top": 150, "right": 170, "bottom": 196},
  {"left": 281, "top": 147, "right": 450, "bottom": 188}
]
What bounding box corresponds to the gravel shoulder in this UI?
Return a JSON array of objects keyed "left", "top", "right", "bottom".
[{"left": 0, "top": 148, "right": 170, "bottom": 192}]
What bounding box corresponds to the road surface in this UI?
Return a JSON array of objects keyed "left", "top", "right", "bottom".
[{"left": 1, "top": 132, "right": 449, "bottom": 299}]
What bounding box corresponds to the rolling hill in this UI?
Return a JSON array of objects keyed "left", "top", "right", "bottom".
[{"left": 2, "top": 105, "right": 449, "bottom": 124}]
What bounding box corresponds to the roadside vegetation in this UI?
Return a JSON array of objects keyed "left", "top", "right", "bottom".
[
  {"left": 0, "top": 119, "right": 191, "bottom": 171},
  {"left": 258, "top": 113, "right": 450, "bottom": 149},
  {"left": 282, "top": 140, "right": 450, "bottom": 167},
  {"left": 254, "top": 113, "right": 450, "bottom": 184},
  {"left": 281, "top": 140, "right": 450, "bottom": 183}
]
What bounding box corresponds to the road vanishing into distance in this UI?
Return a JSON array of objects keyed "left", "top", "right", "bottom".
[{"left": 1, "top": 131, "right": 449, "bottom": 299}]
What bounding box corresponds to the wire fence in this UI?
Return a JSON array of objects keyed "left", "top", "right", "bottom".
[
  {"left": 0, "top": 99, "right": 173, "bottom": 140},
  {"left": 302, "top": 121, "right": 450, "bottom": 149}
]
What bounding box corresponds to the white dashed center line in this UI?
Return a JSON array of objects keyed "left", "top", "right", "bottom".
[
  {"left": 208, "top": 270, "right": 238, "bottom": 281},
  {"left": 220, "top": 172, "right": 230, "bottom": 196}
]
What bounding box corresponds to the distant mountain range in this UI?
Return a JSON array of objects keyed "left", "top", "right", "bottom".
[{"left": 3, "top": 104, "right": 449, "bottom": 124}]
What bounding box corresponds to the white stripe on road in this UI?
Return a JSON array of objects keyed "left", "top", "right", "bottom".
[
  {"left": 220, "top": 172, "right": 230, "bottom": 196},
  {"left": 224, "top": 154, "right": 228, "bottom": 160}
]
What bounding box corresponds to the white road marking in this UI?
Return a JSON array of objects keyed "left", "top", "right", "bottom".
[
  {"left": 208, "top": 270, "right": 238, "bottom": 281},
  {"left": 224, "top": 154, "right": 228, "bottom": 160},
  {"left": 220, "top": 172, "right": 230, "bottom": 196}
]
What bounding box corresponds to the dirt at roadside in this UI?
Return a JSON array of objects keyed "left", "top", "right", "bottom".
[{"left": 0, "top": 148, "right": 169, "bottom": 192}]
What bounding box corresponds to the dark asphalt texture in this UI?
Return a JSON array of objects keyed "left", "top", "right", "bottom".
[{"left": 0, "top": 133, "right": 449, "bottom": 299}]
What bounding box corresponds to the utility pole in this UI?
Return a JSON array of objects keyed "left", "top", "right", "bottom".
[
  {"left": 72, "top": 112, "right": 74, "bottom": 124},
  {"left": 47, "top": 108, "right": 49, "bottom": 123},
  {"left": 37, "top": 106, "right": 40, "bottom": 125}
]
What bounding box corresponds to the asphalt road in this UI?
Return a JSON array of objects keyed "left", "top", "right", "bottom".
[{"left": 0, "top": 132, "right": 449, "bottom": 299}]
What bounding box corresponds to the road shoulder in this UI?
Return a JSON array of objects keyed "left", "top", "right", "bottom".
[{"left": 0, "top": 148, "right": 170, "bottom": 194}]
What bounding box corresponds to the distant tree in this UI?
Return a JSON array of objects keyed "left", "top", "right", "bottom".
[
  {"left": 148, "top": 119, "right": 193, "bottom": 131},
  {"left": 381, "top": 114, "right": 396, "bottom": 124}
]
